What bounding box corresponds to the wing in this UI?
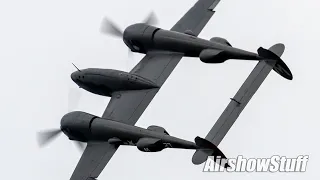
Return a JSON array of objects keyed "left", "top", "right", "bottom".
[
  {"left": 205, "top": 60, "right": 277, "bottom": 146},
  {"left": 70, "top": 142, "right": 119, "bottom": 180},
  {"left": 102, "top": 88, "right": 159, "bottom": 125},
  {"left": 130, "top": 52, "right": 184, "bottom": 87},
  {"left": 101, "top": 52, "right": 182, "bottom": 125},
  {"left": 171, "top": 0, "right": 221, "bottom": 36}
]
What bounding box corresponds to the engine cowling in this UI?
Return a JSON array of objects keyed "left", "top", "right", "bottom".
[
  {"left": 123, "top": 23, "right": 160, "bottom": 53},
  {"left": 210, "top": 37, "right": 232, "bottom": 47},
  {"left": 199, "top": 49, "right": 230, "bottom": 63},
  {"left": 147, "top": 125, "right": 169, "bottom": 135},
  {"left": 60, "top": 111, "right": 97, "bottom": 141},
  {"left": 136, "top": 138, "right": 165, "bottom": 152}
]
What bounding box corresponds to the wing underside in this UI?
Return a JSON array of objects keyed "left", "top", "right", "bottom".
[
  {"left": 102, "top": 88, "right": 159, "bottom": 125},
  {"left": 70, "top": 142, "right": 119, "bottom": 180},
  {"left": 171, "top": 0, "right": 221, "bottom": 36},
  {"left": 205, "top": 60, "right": 277, "bottom": 146},
  {"left": 103, "top": 52, "right": 183, "bottom": 125}
]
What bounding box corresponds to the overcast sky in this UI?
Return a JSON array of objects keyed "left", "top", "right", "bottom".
[{"left": 0, "top": 0, "right": 319, "bottom": 179}]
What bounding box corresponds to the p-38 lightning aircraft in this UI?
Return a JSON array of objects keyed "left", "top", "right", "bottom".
[{"left": 37, "top": 0, "right": 293, "bottom": 179}]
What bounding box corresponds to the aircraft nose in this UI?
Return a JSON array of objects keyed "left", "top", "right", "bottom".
[
  {"left": 60, "top": 112, "right": 73, "bottom": 130},
  {"left": 71, "top": 71, "right": 77, "bottom": 82},
  {"left": 60, "top": 111, "right": 80, "bottom": 135},
  {"left": 71, "top": 71, "right": 83, "bottom": 83},
  {"left": 123, "top": 23, "right": 148, "bottom": 41},
  {"left": 123, "top": 24, "right": 134, "bottom": 39}
]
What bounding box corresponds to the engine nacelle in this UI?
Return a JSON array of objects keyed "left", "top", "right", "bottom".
[
  {"left": 147, "top": 125, "right": 169, "bottom": 135},
  {"left": 199, "top": 49, "right": 230, "bottom": 63},
  {"left": 60, "top": 111, "right": 97, "bottom": 142},
  {"left": 136, "top": 138, "right": 165, "bottom": 152},
  {"left": 123, "top": 23, "right": 160, "bottom": 53},
  {"left": 210, "top": 37, "right": 232, "bottom": 47}
]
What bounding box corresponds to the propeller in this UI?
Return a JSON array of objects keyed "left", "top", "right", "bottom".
[
  {"left": 142, "top": 12, "right": 158, "bottom": 26},
  {"left": 37, "top": 128, "right": 86, "bottom": 152},
  {"left": 100, "top": 17, "right": 123, "bottom": 38},
  {"left": 100, "top": 11, "right": 158, "bottom": 71},
  {"left": 68, "top": 86, "right": 82, "bottom": 112},
  {"left": 37, "top": 129, "right": 62, "bottom": 147},
  {"left": 100, "top": 11, "right": 158, "bottom": 38},
  {"left": 36, "top": 66, "right": 86, "bottom": 152},
  {"left": 74, "top": 141, "right": 86, "bottom": 151}
]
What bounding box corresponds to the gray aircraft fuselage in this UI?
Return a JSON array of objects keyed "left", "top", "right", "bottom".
[{"left": 60, "top": 111, "right": 198, "bottom": 152}]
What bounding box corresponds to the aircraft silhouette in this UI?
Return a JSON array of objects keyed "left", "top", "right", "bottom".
[{"left": 37, "top": 0, "right": 292, "bottom": 179}]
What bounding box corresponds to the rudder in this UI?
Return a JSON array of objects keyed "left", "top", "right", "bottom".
[
  {"left": 257, "top": 43, "right": 293, "bottom": 80},
  {"left": 192, "top": 137, "right": 229, "bottom": 168}
]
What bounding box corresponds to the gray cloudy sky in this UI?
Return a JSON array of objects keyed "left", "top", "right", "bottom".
[{"left": 0, "top": 0, "right": 319, "bottom": 179}]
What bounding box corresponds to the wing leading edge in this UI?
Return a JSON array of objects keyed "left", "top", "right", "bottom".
[{"left": 69, "top": 0, "right": 223, "bottom": 179}]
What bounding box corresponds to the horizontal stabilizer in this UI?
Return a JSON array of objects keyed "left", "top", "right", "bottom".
[{"left": 257, "top": 43, "right": 293, "bottom": 80}]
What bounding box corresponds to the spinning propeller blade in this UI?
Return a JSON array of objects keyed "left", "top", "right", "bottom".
[
  {"left": 37, "top": 129, "right": 62, "bottom": 147},
  {"left": 36, "top": 65, "right": 85, "bottom": 150},
  {"left": 68, "top": 87, "right": 81, "bottom": 112},
  {"left": 75, "top": 141, "right": 86, "bottom": 152},
  {"left": 68, "top": 63, "right": 83, "bottom": 111},
  {"left": 100, "top": 17, "right": 123, "bottom": 38},
  {"left": 100, "top": 11, "right": 158, "bottom": 69},
  {"left": 142, "top": 11, "right": 158, "bottom": 26},
  {"left": 100, "top": 11, "right": 158, "bottom": 37}
]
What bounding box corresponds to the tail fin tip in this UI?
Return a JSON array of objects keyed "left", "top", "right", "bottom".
[
  {"left": 192, "top": 137, "right": 229, "bottom": 168},
  {"left": 257, "top": 43, "right": 293, "bottom": 80},
  {"left": 269, "top": 43, "right": 285, "bottom": 57}
]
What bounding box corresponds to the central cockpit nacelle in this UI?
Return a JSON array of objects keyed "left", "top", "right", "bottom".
[
  {"left": 71, "top": 68, "right": 158, "bottom": 97},
  {"left": 123, "top": 23, "right": 160, "bottom": 53}
]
